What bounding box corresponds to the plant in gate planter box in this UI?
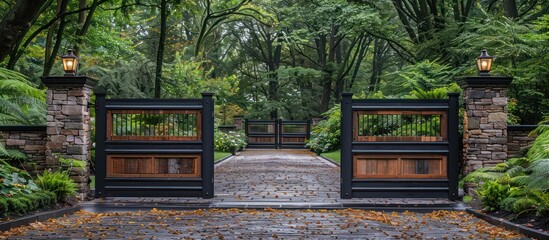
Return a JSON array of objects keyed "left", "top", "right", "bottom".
[{"left": 214, "top": 130, "right": 246, "bottom": 154}]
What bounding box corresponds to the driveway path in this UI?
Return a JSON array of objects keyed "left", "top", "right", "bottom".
[
  {"left": 1, "top": 208, "right": 525, "bottom": 239},
  {"left": 214, "top": 149, "right": 340, "bottom": 203}
]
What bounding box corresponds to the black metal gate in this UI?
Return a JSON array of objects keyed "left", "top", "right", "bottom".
[
  {"left": 94, "top": 92, "right": 214, "bottom": 198},
  {"left": 245, "top": 119, "right": 310, "bottom": 149},
  {"left": 340, "top": 93, "right": 460, "bottom": 199}
]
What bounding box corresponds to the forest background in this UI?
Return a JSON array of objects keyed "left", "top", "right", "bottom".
[{"left": 0, "top": 0, "right": 547, "bottom": 125}]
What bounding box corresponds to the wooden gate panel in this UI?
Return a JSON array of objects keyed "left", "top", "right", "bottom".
[
  {"left": 245, "top": 119, "right": 310, "bottom": 149},
  {"left": 95, "top": 92, "right": 214, "bottom": 198},
  {"left": 341, "top": 93, "right": 460, "bottom": 199}
]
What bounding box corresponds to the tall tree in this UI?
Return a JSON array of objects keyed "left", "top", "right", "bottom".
[
  {"left": 0, "top": 0, "right": 48, "bottom": 62},
  {"left": 154, "top": 0, "right": 168, "bottom": 98}
]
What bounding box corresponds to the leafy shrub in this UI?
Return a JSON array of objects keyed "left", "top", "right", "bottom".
[
  {"left": 306, "top": 105, "right": 340, "bottom": 154},
  {"left": 214, "top": 130, "right": 246, "bottom": 154},
  {"left": 0, "top": 160, "right": 39, "bottom": 197},
  {"left": 36, "top": 170, "right": 77, "bottom": 202},
  {"left": 0, "top": 198, "right": 7, "bottom": 216},
  {"left": 1, "top": 147, "right": 59, "bottom": 218},
  {"left": 0, "top": 190, "right": 56, "bottom": 217},
  {"left": 7, "top": 197, "right": 28, "bottom": 214},
  {"left": 477, "top": 179, "right": 511, "bottom": 211}
]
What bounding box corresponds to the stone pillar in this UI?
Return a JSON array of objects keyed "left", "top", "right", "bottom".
[
  {"left": 459, "top": 76, "right": 513, "bottom": 174},
  {"left": 233, "top": 116, "right": 243, "bottom": 131},
  {"left": 42, "top": 76, "right": 97, "bottom": 199}
]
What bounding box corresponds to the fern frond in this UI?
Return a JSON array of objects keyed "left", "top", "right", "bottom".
[{"left": 516, "top": 159, "right": 549, "bottom": 190}]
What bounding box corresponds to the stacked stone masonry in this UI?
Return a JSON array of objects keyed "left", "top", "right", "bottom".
[
  {"left": 43, "top": 77, "right": 97, "bottom": 199},
  {"left": 0, "top": 127, "right": 46, "bottom": 175},
  {"left": 463, "top": 86, "right": 509, "bottom": 173},
  {"left": 507, "top": 126, "right": 537, "bottom": 158},
  {"left": 459, "top": 76, "right": 514, "bottom": 175}
]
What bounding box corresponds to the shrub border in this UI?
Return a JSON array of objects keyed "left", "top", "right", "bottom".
[
  {"left": 466, "top": 208, "right": 549, "bottom": 240},
  {"left": 0, "top": 206, "right": 81, "bottom": 231}
]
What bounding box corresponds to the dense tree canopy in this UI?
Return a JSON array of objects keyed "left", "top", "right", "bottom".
[{"left": 0, "top": 0, "right": 547, "bottom": 123}]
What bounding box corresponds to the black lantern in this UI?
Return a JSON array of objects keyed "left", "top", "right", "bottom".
[
  {"left": 61, "top": 50, "right": 79, "bottom": 76},
  {"left": 476, "top": 49, "right": 493, "bottom": 76}
]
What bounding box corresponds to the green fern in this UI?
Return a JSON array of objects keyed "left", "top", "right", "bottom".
[
  {"left": 515, "top": 159, "right": 549, "bottom": 191},
  {"left": 462, "top": 167, "right": 503, "bottom": 184},
  {"left": 36, "top": 170, "right": 78, "bottom": 202},
  {"left": 0, "top": 67, "right": 46, "bottom": 125},
  {"left": 477, "top": 179, "right": 511, "bottom": 211}
]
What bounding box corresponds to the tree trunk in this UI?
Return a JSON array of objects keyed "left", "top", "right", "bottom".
[
  {"left": 43, "top": 0, "right": 68, "bottom": 77},
  {"left": 154, "top": 0, "right": 168, "bottom": 98},
  {"left": 74, "top": 0, "right": 87, "bottom": 56},
  {"left": 0, "top": 0, "right": 47, "bottom": 62},
  {"left": 368, "top": 39, "right": 387, "bottom": 93},
  {"left": 503, "top": 0, "right": 518, "bottom": 18}
]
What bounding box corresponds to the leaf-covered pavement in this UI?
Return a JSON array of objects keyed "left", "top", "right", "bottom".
[{"left": 0, "top": 208, "right": 525, "bottom": 239}]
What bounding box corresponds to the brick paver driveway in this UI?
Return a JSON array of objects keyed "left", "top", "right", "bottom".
[
  {"left": 215, "top": 149, "right": 340, "bottom": 202},
  {"left": 1, "top": 208, "right": 525, "bottom": 239}
]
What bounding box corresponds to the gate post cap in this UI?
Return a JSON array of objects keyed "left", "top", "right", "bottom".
[
  {"left": 201, "top": 92, "right": 214, "bottom": 96},
  {"left": 341, "top": 92, "right": 353, "bottom": 97}
]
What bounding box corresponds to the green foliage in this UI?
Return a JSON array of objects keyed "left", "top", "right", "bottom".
[
  {"left": 453, "top": 13, "right": 549, "bottom": 124},
  {"left": 381, "top": 61, "right": 461, "bottom": 97},
  {"left": 214, "top": 130, "right": 247, "bottom": 154},
  {"left": 526, "top": 118, "right": 549, "bottom": 161},
  {"left": 0, "top": 67, "right": 46, "bottom": 125},
  {"left": 0, "top": 160, "right": 38, "bottom": 197},
  {"left": 477, "top": 179, "right": 511, "bottom": 212},
  {"left": 0, "top": 197, "right": 7, "bottom": 216},
  {"left": 58, "top": 156, "right": 87, "bottom": 169},
  {"left": 306, "top": 105, "right": 341, "bottom": 154},
  {"left": 0, "top": 160, "right": 57, "bottom": 218},
  {"left": 0, "top": 190, "right": 56, "bottom": 217},
  {"left": 409, "top": 83, "right": 461, "bottom": 99},
  {"left": 36, "top": 170, "right": 78, "bottom": 202}
]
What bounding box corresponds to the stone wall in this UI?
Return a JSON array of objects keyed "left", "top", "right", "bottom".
[
  {"left": 0, "top": 126, "right": 46, "bottom": 175},
  {"left": 460, "top": 77, "right": 513, "bottom": 174},
  {"left": 507, "top": 125, "right": 538, "bottom": 158}
]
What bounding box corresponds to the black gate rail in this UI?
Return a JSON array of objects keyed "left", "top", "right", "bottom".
[
  {"left": 245, "top": 119, "right": 310, "bottom": 149},
  {"left": 95, "top": 92, "right": 214, "bottom": 198},
  {"left": 340, "top": 93, "right": 459, "bottom": 199}
]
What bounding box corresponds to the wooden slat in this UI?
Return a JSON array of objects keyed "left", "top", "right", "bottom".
[
  {"left": 248, "top": 136, "right": 275, "bottom": 144},
  {"left": 353, "top": 154, "right": 447, "bottom": 179},
  {"left": 281, "top": 137, "right": 306, "bottom": 143},
  {"left": 107, "top": 154, "right": 201, "bottom": 178}
]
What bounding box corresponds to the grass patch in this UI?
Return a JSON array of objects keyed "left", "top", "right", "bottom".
[
  {"left": 321, "top": 149, "right": 340, "bottom": 164},
  {"left": 214, "top": 152, "right": 232, "bottom": 162},
  {"left": 90, "top": 176, "right": 95, "bottom": 190}
]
